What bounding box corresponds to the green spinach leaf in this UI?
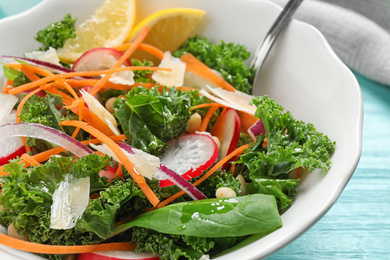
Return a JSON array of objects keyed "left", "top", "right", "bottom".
[{"left": 117, "top": 194, "right": 282, "bottom": 238}]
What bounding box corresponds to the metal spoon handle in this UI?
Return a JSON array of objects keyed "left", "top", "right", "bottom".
[{"left": 251, "top": 0, "right": 303, "bottom": 90}]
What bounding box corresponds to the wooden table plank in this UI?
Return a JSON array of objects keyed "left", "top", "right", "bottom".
[{"left": 267, "top": 72, "right": 390, "bottom": 259}]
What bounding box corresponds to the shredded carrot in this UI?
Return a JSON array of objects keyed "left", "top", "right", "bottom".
[
  {"left": 94, "top": 151, "right": 106, "bottom": 157},
  {"left": 16, "top": 86, "right": 45, "bottom": 124},
  {"left": 115, "top": 42, "right": 165, "bottom": 60},
  {"left": 88, "top": 27, "right": 151, "bottom": 96},
  {"left": 56, "top": 78, "right": 79, "bottom": 100},
  {"left": 59, "top": 120, "right": 160, "bottom": 207},
  {"left": 7, "top": 65, "right": 169, "bottom": 96},
  {"left": 8, "top": 64, "right": 81, "bottom": 99},
  {"left": 230, "top": 163, "right": 236, "bottom": 175},
  {"left": 20, "top": 153, "right": 40, "bottom": 166},
  {"left": 262, "top": 137, "right": 268, "bottom": 148},
  {"left": 180, "top": 53, "right": 236, "bottom": 92},
  {"left": 45, "top": 86, "right": 76, "bottom": 104},
  {"left": 71, "top": 99, "right": 85, "bottom": 138},
  {"left": 155, "top": 144, "right": 250, "bottom": 209},
  {"left": 295, "top": 167, "right": 303, "bottom": 179},
  {"left": 229, "top": 149, "right": 247, "bottom": 175},
  {"left": 45, "top": 87, "right": 115, "bottom": 136},
  {"left": 5, "top": 79, "right": 14, "bottom": 87},
  {"left": 65, "top": 78, "right": 136, "bottom": 91},
  {"left": 15, "top": 85, "right": 46, "bottom": 152},
  {"left": 21, "top": 65, "right": 40, "bottom": 82},
  {"left": 198, "top": 105, "right": 219, "bottom": 132},
  {"left": 8, "top": 64, "right": 80, "bottom": 99},
  {"left": 31, "top": 147, "right": 65, "bottom": 164},
  {"left": 192, "top": 102, "right": 226, "bottom": 110},
  {"left": 115, "top": 163, "right": 123, "bottom": 178},
  {"left": 0, "top": 232, "right": 135, "bottom": 254},
  {"left": 30, "top": 134, "right": 127, "bottom": 165},
  {"left": 6, "top": 63, "right": 52, "bottom": 77}
]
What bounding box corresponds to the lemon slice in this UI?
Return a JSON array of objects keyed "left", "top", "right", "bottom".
[
  {"left": 128, "top": 8, "right": 205, "bottom": 63},
  {"left": 57, "top": 0, "right": 136, "bottom": 63}
]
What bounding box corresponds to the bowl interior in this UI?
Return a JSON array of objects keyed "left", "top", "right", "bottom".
[{"left": 0, "top": 0, "right": 363, "bottom": 259}]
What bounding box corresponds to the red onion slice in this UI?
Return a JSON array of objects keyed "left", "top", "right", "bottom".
[
  {"left": 1, "top": 55, "right": 94, "bottom": 79},
  {"left": 1, "top": 55, "right": 73, "bottom": 74},
  {"left": 117, "top": 142, "right": 135, "bottom": 154},
  {"left": 158, "top": 164, "right": 207, "bottom": 200},
  {"left": 0, "top": 123, "right": 92, "bottom": 157},
  {"left": 118, "top": 142, "right": 207, "bottom": 200},
  {"left": 247, "top": 119, "right": 266, "bottom": 142}
]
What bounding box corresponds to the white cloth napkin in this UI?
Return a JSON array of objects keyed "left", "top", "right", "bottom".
[{"left": 270, "top": 0, "right": 390, "bottom": 86}]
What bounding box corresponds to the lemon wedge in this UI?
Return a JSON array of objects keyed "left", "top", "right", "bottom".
[
  {"left": 57, "top": 0, "right": 136, "bottom": 63},
  {"left": 128, "top": 8, "right": 205, "bottom": 63}
]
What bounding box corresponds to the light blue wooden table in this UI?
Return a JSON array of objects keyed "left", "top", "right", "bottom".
[
  {"left": 1, "top": 1, "right": 389, "bottom": 259},
  {"left": 267, "top": 72, "right": 390, "bottom": 259}
]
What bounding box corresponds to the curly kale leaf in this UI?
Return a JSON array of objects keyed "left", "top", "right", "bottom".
[
  {"left": 76, "top": 178, "right": 146, "bottom": 239},
  {"left": 240, "top": 96, "right": 336, "bottom": 179},
  {"left": 0, "top": 154, "right": 123, "bottom": 246},
  {"left": 131, "top": 227, "right": 238, "bottom": 260},
  {"left": 114, "top": 86, "right": 194, "bottom": 155},
  {"left": 174, "top": 35, "right": 255, "bottom": 94},
  {"left": 19, "top": 93, "right": 68, "bottom": 129},
  {"left": 35, "top": 13, "right": 76, "bottom": 50},
  {"left": 18, "top": 93, "right": 79, "bottom": 150},
  {"left": 195, "top": 170, "right": 242, "bottom": 198},
  {"left": 131, "top": 59, "right": 154, "bottom": 83},
  {"left": 246, "top": 178, "right": 300, "bottom": 209}
]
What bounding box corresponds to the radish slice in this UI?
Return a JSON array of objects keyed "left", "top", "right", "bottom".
[
  {"left": 0, "top": 94, "right": 18, "bottom": 124},
  {"left": 77, "top": 251, "right": 159, "bottom": 260},
  {"left": 0, "top": 145, "right": 26, "bottom": 166},
  {"left": 73, "top": 47, "right": 131, "bottom": 71},
  {"left": 115, "top": 142, "right": 206, "bottom": 200},
  {"left": 0, "top": 123, "right": 92, "bottom": 157},
  {"left": 247, "top": 119, "right": 266, "bottom": 142},
  {"left": 210, "top": 108, "right": 241, "bottom": 169},
  {"left": 154, "top": 133, "right": 218, "bottom": 187},
  {"left": 74, "top": 47, "right": 134, "bottom": 85},
  {"left": 0, "top": 96, "right": 27, "bottom": 165},
  {"left": 99, "top": 165, "right": 118, "bottom": 180}
]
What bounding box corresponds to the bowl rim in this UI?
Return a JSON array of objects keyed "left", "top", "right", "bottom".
[{"left": 0, "top": 0, "right": 363, "bottom": 259}]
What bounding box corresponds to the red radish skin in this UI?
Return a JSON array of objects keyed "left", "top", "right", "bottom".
[
  {"left": 77, "top": 251, "right": 159, "bottom": 260},
  {"left": 156, "top": 133, "right": 218, "bottom": 187},
  {"left": 210, "top": 108, "right": 241, "bottom": 169},
  {"left": 0, "top": 145, "right": 26, "bottom": 166},
  {"left": 73, "top": 48, "right": 131, "bottom": 72},
  {"left": 99, "top": 165, "right": 118, "bottom": 180}
]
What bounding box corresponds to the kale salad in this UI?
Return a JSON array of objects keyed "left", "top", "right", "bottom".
[{"left": 0, "top": 3, "right": 335, "bottom": 260}]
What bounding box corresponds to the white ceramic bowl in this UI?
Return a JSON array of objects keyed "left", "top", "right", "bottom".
[{"left": 0, "top": 0, "right": 363, "bottom": 259}]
